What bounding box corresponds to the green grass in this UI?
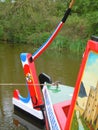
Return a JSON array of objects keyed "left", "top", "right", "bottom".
[
  {"left": 80, "top": 116, "right": 90, "bottom": 130},
  {"left": 71, "top": 111, "right": 78, "bottom": 130},
  {"left": 0, "top": 0, "right": 98, "bottom": 54}
]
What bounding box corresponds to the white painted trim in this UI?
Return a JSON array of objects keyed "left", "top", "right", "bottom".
[
  {"left": 12, "top": 98, "right": 44, "bottom": 120},
  {"left": 42, "top": 85, "right": 60, "bottom": 130}
]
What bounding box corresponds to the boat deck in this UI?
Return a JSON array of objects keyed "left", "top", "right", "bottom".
[{"left": 46, "top": 84, "right": 74, "bottom": 104}]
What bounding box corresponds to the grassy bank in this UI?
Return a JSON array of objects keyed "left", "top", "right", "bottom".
[{"left": 0, "top": 0, "right": 98, "bottom": 54}]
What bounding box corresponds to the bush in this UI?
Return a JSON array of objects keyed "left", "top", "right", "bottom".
[
  {"left": 0, "top": 25, "right": 4, "bottom": 39},
  {"left": 0, "top": 0, "right": 98, "bottom": 54}
]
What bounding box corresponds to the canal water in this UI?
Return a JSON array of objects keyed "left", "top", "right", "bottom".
[{"left": 0, "top": 43, "right": 82, "bottom": 130}]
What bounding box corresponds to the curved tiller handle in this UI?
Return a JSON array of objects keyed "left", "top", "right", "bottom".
[{"left": 33, "top": 0, "right": 75, "bottom": 60}]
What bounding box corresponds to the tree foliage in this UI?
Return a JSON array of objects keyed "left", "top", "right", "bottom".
[
  {"left": 74, "top": 0, "right": 98, "bottom": 35},
  {"left": 0, "top": 0, "right": 98, "bottom": 53}
]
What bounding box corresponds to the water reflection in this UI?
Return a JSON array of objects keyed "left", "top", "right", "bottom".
[
  {"left": 0, "top": 43, "right": 81, "bottom": 129},
  {"left": 0, "top": 85, "right": 14, "bottom": 129},
  {"left": 13, "top": 111, "right": 45, "bottom": 130},
  {"left": 36, "top": 49, "right": 81, "bottom": 86}
]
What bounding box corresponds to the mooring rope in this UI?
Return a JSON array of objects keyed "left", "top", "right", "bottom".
[
  {"left": 0, "top": 81, "right": 61, "bottom": 86},
  {"left": 0, "top": 83, "right": 45, "bottom": 86}
]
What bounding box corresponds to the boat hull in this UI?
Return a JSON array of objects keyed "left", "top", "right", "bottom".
[
  {"left": 42, "top": 84, "right": 74, "bottom": 130},
  {"left": 13, "top": 98, "right": 44, "bottom": 121}
]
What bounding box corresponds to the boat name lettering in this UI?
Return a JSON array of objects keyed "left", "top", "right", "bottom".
[{"left": 44, "top": 89, "right": 60, "bottom": 130}]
